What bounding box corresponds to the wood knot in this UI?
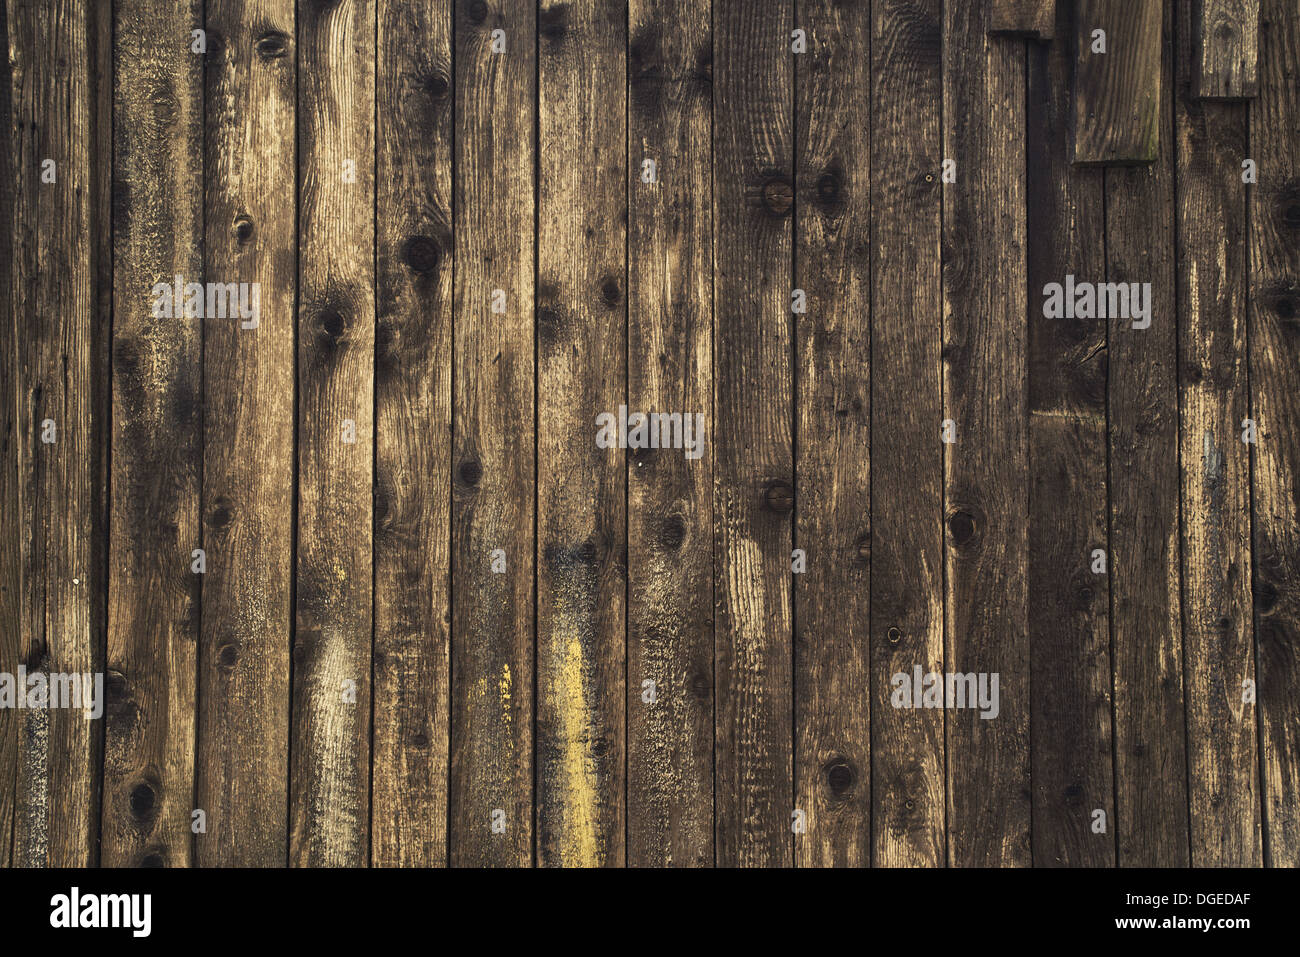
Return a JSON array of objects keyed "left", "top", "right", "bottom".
[
  {"left": 825, "top": 757, "right": 855, "bottom": 797},
  {"left": 128, "top": 778, "right": 159, "bottom": 822},
  {"left": 947, "top": 508, "right": 977, "bottom": 546},
  {"left": 763, "top": 480, "right": 795, "bottom": 514},
  {"left": 401, "top": 235, "right": 442, "bottom": 275},
  {"left": 761, "top": 176, "right": 794, "bottom": 217},
  {"left": 206, "top": 497, "right": 234, "bottom": 528},
  {"left": 457, "top": 458, "right": 482, "bottom": 487},
  {"left": 887, "top": 626, "right": 902, "bottom": 644},
  {"left": 600, "top": 276, "right": 621, "bottom": 307},
  {"left": 216, "top": 642, "right": 239, "bottom": 672},
  {"left": 255, "top": 31, "right": 290, "bottom": 60},
  {"left": 233, "top": 214, "right": 255, "bottom": 244},
  {"left": 466, "top": 0, "right": 489, "bottom": 25},
  {"left": 658, "top": 514, "right": 686, "bottom": 550}
]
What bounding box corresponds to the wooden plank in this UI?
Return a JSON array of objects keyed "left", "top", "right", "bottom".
[
  {"left": 868, "top": 0, "right": 944, "bottom": 869},
  {"left": 198, "top": 0, "right": 294, "bottom": 867},
  {"left": 535, "top": 0, "right": 626, "bottom": 869},
  {"left": 714, "top": 0, "right": 793, "bottom": 868},
  {"left": 626, "top": 0, "right": 714, "bottom": 867},
  {"left": 102, "top": 0, "right": 203, "bottom": 868},
  {"left": 0, "top": 0, "right": 17, "bottom": 867},
  {"left": 942, "top": 2, "right": 1031, "bottom": 867},
  {"left": 990, "top": 0, "right": 1055, "bottom": 40},
  {"left": 1073, "top": 1, "right": 1163, "bottom": 165},
  {"left": 794, "top": 0, "right": 871, "bottom": 870},
  {"left": 371, "top": 0, "right": 452, "bottom": 869},
  {"left": 1196, "top": 0, "right": 1259, "bottom": 99},
  {"left": 1174, "top": 0, "right": 1260, "bottom": 866},
  {"left": 1105, "top": 0, "right": 1190, "bottom": 867},
  {"left": 1025, "top": 3, "right": 1115, "bottom": 867},
  {"left": 291, "top": 0, "right": 375, "bottom": 868},
  {"left": 450, "top": 0, "right": 535, "bottom": 868},
  {"left": 1249, "top": 0, "right": 1300, "bottom": 868}
]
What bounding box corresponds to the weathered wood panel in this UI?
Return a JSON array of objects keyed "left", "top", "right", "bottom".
[
  {"left": 1196, "top": 0, "right": 1259, "bottom": 99},
  {"left": 1174, "top": 0, "right": 1261, "bottom": 867},
  {"left": 373, "top": 0, "right": 452, "bottom": 869},
  {"left": 198, "top": 0, "right": 295, "bottom": 868},
  {"left": 1026, "top": 2, "right": 1114, "bottom": 867},
  {"left": 102, "top": 0, "right": 204, "bottom": 869},
  {"left": 714, "top": 0, "right": 794, "bottom": 868},
  {"left": 990, "top": 0, "right": 1055, "bottom": 40},
  {"left": 626, "top": 0, "right": 714, "bottom": 868},
  {"left": 1105, "top": 0, "right": 1190, "bottom": 867},
  {"left": 1249, "top": 0, "right": 1300, "bottom": 868},
  {"left": 1073, "top": 1, "right": 1163, "bottom": 165},
  {"left": 869, "top": 0, "right": 944, "bottom": 868},
  {"left": 942, "top": 2, "right": 1032, "bottom": 867},
  {"left": 450, "top": 0, "right": 535, "bottom": 868},
  {"left": 536, "top": 0, "right": 627, "bottom": 869},
  {"left": 291, "top": 0, "right": 375, "bottom": 868}
]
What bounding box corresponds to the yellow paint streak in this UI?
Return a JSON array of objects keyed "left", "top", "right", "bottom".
[{"left": 555, "top": 629, "right": 600, "bottom": 866}]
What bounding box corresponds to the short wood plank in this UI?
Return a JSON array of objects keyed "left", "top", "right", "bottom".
[
  {"left": 714, "top": 0, "right": 794, "bottom": 867},
  {"left": 870, "top": 0, "right": 945, "bottom": 869},
  {"left": 292, "top": 0, "right": 375, "bottom": 867},
  {"left": 535, "top": 0, "right": 627, "bottom": 869},
  {"left": 1104, "top": 0, "right": 1191, "bottom": 867},
  {"left": 450, "top": 0, "right": 535, "bottom": 868},
  {"left": 198, "top": 0, "right": 294, "bottom": 867},
  {"left": 1174, "top": 0, "right": 1261, "bottom": 866},
  {"left": 1025, "top": 5, "right": 1115, "bottom": 867},
  {"left": 372, "top": 0, "right": 452, "bottom": 868},
  {"left": 626, "top": 0, "right": 714, "bottom": 867},
  {"left": 1073, "top": 0, "right": 1163, "bottom": 165},
  {"left": 1248, "top": 0, "right": 1300, "bottom": 867},
  {"left": 1196, "top": 0, "right": 1259, "bottom": 99},
  {"left": 990, "top": 0, "right": 1055, "bottom": 40},
  {"left": 794, "top": 0, "right": 871, "bottom": 869},
  {"left": 942, "top": 1, "right": 1032, "bottom": 866},
  {"left": 103, "top": 0, "right": 203, "bottom": 868}
]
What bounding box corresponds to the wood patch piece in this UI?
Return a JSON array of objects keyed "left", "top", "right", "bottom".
[
  {"left": 1073, "top": 0, "right": 1163, "bottom": 165},
  {"left": 1196, "top": 0, "right": 1259, "bottom": 99}
]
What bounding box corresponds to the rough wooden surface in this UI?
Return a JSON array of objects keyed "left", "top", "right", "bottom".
[
  {"left": 0, "top": 0, "right": 1295, "bottom": 869},
  {"left": 1196, "top": 0, "right": 1260, "bottom": 99},
  {"left": 1073, "top": 0, "right": 1164, "bottom": 165}
]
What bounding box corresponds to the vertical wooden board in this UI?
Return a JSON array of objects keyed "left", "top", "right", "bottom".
[
  {"left": 1249, "top": 0, "right": 1300, "bottom": 868},
  {"left": 626, "top": 0, "right": 714, "bottom": 867},
  {"left": 292, "top": 0, "right": 375, "bottom": 868},
  {"left": 450, "top": 0, "right": 535, "bottom": 868},
  {"left": 794, "top": 0, "right": 870, "bottom": 869},
  {"left": 990, "top": 0, "right": 1055, "bottom": 40},
  {"left": 198, "top": 0, "right": 294, "bottom": 867},
  {"left": 1073, "top": 0, "right": 1163, "bottom": 165},
  {"left": 536, "top": 0, "right": 627, "bottom": 869},
  {"left": 0, "top": 0, "right": 27, "bottom": 867},
  {"left": 372, "top": 0, "right": 452, "bottom": 868},
  {"left": 714, "top": 0, "right": 793, "bottom": 868},
  {"left": 1174, "top": 0, "right": 1260, "bottom": 866},
  {"left": 869, "top": 0, "right": 944, "bottom": 869},
  {"left": 103, "top": 0, "right": 203, "bottom": 869},
  {"left": 1025, "top": 9, "right": 1115, "bottom": 867},
  {"left": 1105, "top": 0, "right": 1190, "bottom": 867},
  {"left": 942, "top": 2, "right": 1032, "bottom": 867},
  {"left": 1196, "top": 0, "right": 1259, "bottom": 99}
]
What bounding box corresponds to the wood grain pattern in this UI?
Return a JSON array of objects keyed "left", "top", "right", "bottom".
[
  {"left": 198, "top": 0, "right": 295, "bottom": 868},
  {"left": 1025, "top": 2, "right": 1114, "bottom": 867},
  {"left": 536, "top": 0, "right": 627, "bottom": 868},
  {"left": 990, "top": 0, "right": 1055, "bottom": 40},
  {"left": 626, "top": 0, "right": 714, "bottom": 868},
  {"left": 1174, "top": 0, "right": 1261, "bottom": 867},
  {"left": 1196, "top": 0, "right": 1259, "bottom": 99},
  {"left": 1105, "top": 0, "right": 1191, "bottom": 867},
  {"left": 942, "top": 1, "right": 1031, "bottom": 867},
  {"left": 450, "top": 0, "right": 535, "bottom": 868},
  {"left": 372, "top": 0, "right": 452, "bottom": 868},
  {"left": 869, "top": 0, "right": 944, "bottom": 868},
  {"left": 102, "top": 0, "right": 203, "bottom": 869},
  {"left": 1, "top": 0, "right": 1296, "bottom": 871},
  {"left": 291, "top": 0, "right": 375, "bottom": 868},
  {"left": 1249, "top": 0, "right": 1300, "bottom": 868},
  {"left": 1073, "top": 0, "right": 1163, "bottom": 165},
  {"left": 713, "top": 0, "right": 793, "bottom": 868}
]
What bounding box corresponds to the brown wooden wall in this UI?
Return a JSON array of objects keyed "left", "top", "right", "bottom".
[{"left": 1, "top": 0, "right": 1296, "bottom": 867}]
